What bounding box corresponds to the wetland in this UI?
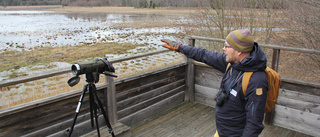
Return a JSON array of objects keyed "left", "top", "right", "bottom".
[{"left": 0, "top": 6, "right": 193, "bottom": 108}]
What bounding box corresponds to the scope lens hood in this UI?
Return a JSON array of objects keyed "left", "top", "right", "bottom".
[{"left": 68, "top": 76, "right": 80, "bottom": 87}]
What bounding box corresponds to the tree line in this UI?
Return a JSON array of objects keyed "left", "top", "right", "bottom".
[{"left": 1, "top": 0, "right": 288, "bottom": 9}]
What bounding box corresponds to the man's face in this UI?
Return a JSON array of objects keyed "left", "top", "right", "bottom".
[{"left": 223, "top": 42, "right": 239, "bottom": 64}]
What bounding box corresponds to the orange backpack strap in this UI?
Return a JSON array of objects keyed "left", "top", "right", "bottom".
[
  {"left": 226, "top": 63, "right": 231, "bottom": 71},
  {"left": 242, "top": 72, "right": 253, "bottom": 95}
]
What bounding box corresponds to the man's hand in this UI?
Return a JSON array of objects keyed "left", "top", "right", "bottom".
[{"left": 161, "top": 39, "right": 181, "bottom": 51}]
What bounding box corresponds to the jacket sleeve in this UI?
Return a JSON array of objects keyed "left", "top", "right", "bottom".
[
  {"left": 242, "top": 72, "right": 268, "bottom": 137},
  {"left": 178, "top": 44, "right": 228, "bottom": 73}
]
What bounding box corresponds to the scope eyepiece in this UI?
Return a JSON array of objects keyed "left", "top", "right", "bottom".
[{"left": 71, "top": 64, "right": 81, "bottom": 75}]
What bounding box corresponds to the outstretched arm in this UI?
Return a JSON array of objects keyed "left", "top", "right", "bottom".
[{"left": 161, "top": 39, "right": 228, "bottom": 73}]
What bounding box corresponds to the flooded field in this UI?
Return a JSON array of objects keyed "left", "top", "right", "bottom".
[
  {"left": 0, "top": 11, "right": 190, "bottom": 51},
  {"left": 0, "top": 10, "right": 191, "bottom": 77},
  {"left": 0, "top": 9, "right": 191, "bottom": 108}
]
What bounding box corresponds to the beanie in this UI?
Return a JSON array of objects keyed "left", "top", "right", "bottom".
[{"left": 226, "top": 29, "right": 254, "bottom": 53}]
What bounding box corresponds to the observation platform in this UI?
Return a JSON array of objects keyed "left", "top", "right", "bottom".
[
  {"left": 1, "top": 36, "right": 319, "bottom": 137},
  {"left": 84, "top": 102, "right": 311, "bottom": 137}
]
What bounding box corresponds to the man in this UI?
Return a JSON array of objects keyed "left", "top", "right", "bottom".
[{"left": 161, "top": 29, "right": 268, "bottom": 137}]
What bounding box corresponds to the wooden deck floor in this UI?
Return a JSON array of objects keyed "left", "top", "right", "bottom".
[{"left": 130, "top": 102, "right": 312, "bottom": 137}]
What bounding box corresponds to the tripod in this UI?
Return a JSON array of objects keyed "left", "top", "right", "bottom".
[{"left": 68, "top": 73, "right": 115, "bottom": 137}]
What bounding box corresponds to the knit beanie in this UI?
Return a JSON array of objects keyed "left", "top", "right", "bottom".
[{"left": 226, "top": 29, "right": 254, "bottom": 53}]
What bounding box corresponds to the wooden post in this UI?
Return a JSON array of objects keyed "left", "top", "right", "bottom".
[
  {"left": 265, "top": 49, "right": 280, "bottom": 125},
  {"left": 271, "top": 49, "right": 280, "bottom": 72},
  {"left": 105, "top": 76, "right": 118, "bottom": 125},
  {"left": 185, "top": 38, "right": 195, "bottom": 102}
]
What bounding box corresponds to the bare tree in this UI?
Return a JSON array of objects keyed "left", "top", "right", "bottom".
[{"left": 282, "top": 0, "right": 320, "bottom": 50}]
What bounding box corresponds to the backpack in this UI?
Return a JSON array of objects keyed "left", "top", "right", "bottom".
[{"left": 227, "top": 63, "right": 281, "bottom": 113}]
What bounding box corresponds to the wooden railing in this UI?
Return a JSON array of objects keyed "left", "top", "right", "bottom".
[{"left": 0, "top": 49, "right": 189, "bottom": 136}]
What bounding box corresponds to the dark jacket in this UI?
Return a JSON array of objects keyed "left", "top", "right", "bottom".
[{"left": 178, "top": 43, "right": 268, "bottom": 137}]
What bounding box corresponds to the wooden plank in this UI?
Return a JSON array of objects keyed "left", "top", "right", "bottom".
[
  {"left": 119, "top": 91, "right": 185, "bottom": 126},
  {"left": 114, "top": 62, "right": 187, "bottom": 85},
  {"left": 0, "top": 83, "right": 108, "bottom": 137},
  {"left": 194, "top": 64, "right": 223, "bottom": 89},
  {"left": 0, "top": 93, "right": 91, "bottom": 137},
  {"left": 131, "top": 102, "right": 204, "bottom": 136},
  {"left": 116, "top": 74, "right": 185, "bottom": 102},
  {"left": 130, "top": 102, "right": 215, "bottom": 137},
  {"left": 21, "top": 112, "right": 94, "bottom": 137},
  {"left": 117, "top": 85, "right": 185, "bottom": 119},
  {"left": 47, "top": 113, "right": 120, "bottom": 137},
  {"left": 151, "top": 104, "right": 212, "bottom": 136},
  {"left": 115, "top": 65, "right": 186, "bottom": 94},
  {"left": 82, "top": 122, "right": 131, "bottom": 137},
  {"left": 281, "top": 77, "right": 320, "bottom": 89},
  {"left": 130, "top": 102, "right": 197, "bottom": 135},
  {"left": 260, "top": 124, "right": 313, "bottom": 137},
  {"left": 0, "top": 83, "right": 108, "bottom": 117},
  {"left": 194, "top": 84, "right": 219, "bottom": 108},
  {"left": 279, "top": 89, "right": 320, "bottom": 104},
  {"left": 277, "top": 96, "right": 320, "bottom": 115},
  {"left": 273, "top": 105, "right": 320, "bottom": 137},
  {"left": 117, "top": 79, "right": 185, "bottom": 111},
  {"left": 195, "top": 84, "right": 219, "bottom": 97}
]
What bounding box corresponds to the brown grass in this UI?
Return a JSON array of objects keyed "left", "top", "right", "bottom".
[{"left": 0, "top": 42, "right": 144, "bottom": 78}]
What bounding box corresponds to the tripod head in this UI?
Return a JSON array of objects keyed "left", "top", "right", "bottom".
[{"left": 67, "top": 57, "right": 117, "bottom": 87}]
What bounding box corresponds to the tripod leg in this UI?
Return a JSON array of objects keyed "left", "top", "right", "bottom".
[
  {"left": 89, "top": 87, "right": 94, "bottom": 128},
  {"left": 91, "top": 84, "right": 115, "bottom": 137},
  {"left": 89, "top": 83, "right": 101, "bottom": 137},
  {"left": 68, "top": 84, "right": 88, "bottom": 137},
  {"left": 92, "top": 99, "right": 101, "bottom": 137}
]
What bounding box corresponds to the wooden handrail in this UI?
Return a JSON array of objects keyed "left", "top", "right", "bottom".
[{"left": 189, "top": 36, "right": 320, "bottom": 54}]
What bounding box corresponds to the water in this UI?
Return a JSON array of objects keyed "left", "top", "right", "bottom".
[{"left": 0, "top": 11, "right": 187, "bottom": 52}]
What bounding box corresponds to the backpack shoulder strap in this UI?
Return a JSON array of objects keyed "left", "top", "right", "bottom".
[
  {"left": 242, "top": 72, "right": 253, "bottom": 95},
  {"left": 226, "top": 63, "right": 231, "bottom": 71}
]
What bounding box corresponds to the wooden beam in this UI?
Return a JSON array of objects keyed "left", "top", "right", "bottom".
[
  {"left": 271, "top": 49, "right": 280, "bottom": 72},
  {"left": 185, "top": 38, "right": 196, "bottom": 102},
  {"left": 105, "top": 76, "right": 118, "bottom": 125},
  {"left": 281, "top": 77, "right": 320, "bottom": 89},
  {"left": 273, "top": 105, "right": 320, "bottom": 137}
]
